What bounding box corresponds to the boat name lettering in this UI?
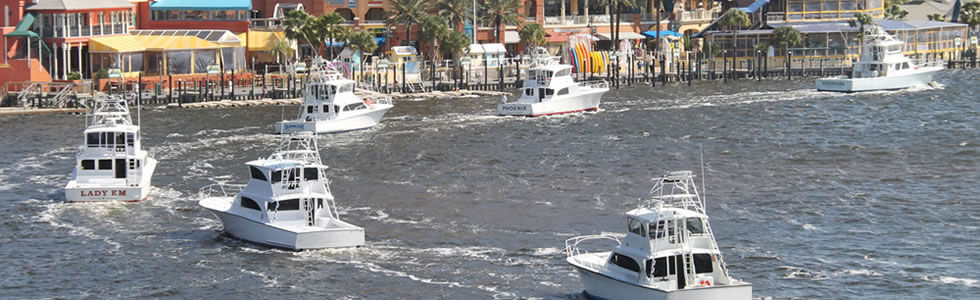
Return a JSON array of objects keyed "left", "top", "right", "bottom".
[
  {"left": 81, "top": 190, "right": 126, "bottom": 197},
  {"left": 284, "top": 124, "right": 306, "bottom": 130},
  {"left": 500, "top": 105, "right": 529, "bottom": 111},
  {"left": 822, "top": 81, "right": 845, "bottom": 86}
]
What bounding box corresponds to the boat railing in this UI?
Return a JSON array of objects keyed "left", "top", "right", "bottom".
[
  {"left": 565, "top": 234, "right": 622, "bottom": 258},
  {"left": 199, "top": 183, "right": 246, "bottom": 199},
  {"left": 913, "top": 59, "right": 945, "bottom": 68}
]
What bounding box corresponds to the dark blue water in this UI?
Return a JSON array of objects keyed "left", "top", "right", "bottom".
[{"left": 1, "top": 70, "right": 977, "bottom": 298}]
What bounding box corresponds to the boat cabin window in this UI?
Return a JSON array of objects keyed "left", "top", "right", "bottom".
[
  {"left": 650, "top": 220, "right": 675, "bottom": 240},
  {"left": 249, "top": 166, "right": 268, "bottom": 181},
  {"left": 307, "top": 105, "right": 315, "bottom": 114},
  {"left": 686, "top": 218, "right": 704, "bottom": 234},
  {"left": 98, "top": 159, "right": 112, "bottom": 170},
  {"left": 267, "top": 199, "right": 300, "bottom": 211},
  {"left": 87, "top": 132, "right": 98, "bottom": 147},
  {"left": 271, "top": 168, "right": 301, "bottom": 183},
  {"left": 344, "top": 103, "right": 365, "bottom": 111},
  {"left": 609, "top": 253, "right": 641, "bottom": 273},
  {"left": 693, "top": 254, "right": 713, "bottom": 273},
  {"left": 339, "top": 83, "right": 354, "bottom": 93},
  {"left": 303, "top": 167, "right": 319, "bottom": 180},
  {"left": 544, "top": 89, "right": 554, "bottom": 96},
  {"left": 81, "top": 159, "right": 96, "bottom": 170},
  {"left": 554, "top": 68, "right": 571, "bottom": 77},
  {"left": 240, "top": 196, "right": 261, "bottom": 211},
  {"left": 323, "top": 105, "right": 330, "bottom": 113},
  {"left": 628, "top": 217, "right": 645, "bottom": 237},
  {"left": 87, "top": 132, "right": 130, "bottom": 149},
  {"left": 524, "top": 88, "right": 533, "bottom": 96},
  {"left": 557, "top": 88, "right": 569, "bottom": 96},
  {"left": 126, "top": 133, "right": 134, "bottom": 147},
  {"left": 544, "top": 71, "right": 554, "bottom": 78},
  {"left": 902, "top": 62, "right": 910, "bottom": 69}
]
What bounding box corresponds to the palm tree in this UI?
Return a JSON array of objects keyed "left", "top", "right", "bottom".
[
  {"left": 961, "top": 1, "right": 980, "bottom": 33},
  {"left": 719, "top": 8, "right": 750, "bottom": 74},
  {"left": 387, "top": 0, "right": 429, "bottom": 49},
  {"left": 483, "top": 0, "right": 523, "bottom": 44},
  {"left": 884, "top": 4, "right": 908, "bottom": 20},
  {"left": 771, "top": 26, "right": 802, "bottom": 59},
  {"left": 348, "top": 31, "right": 379, "bottom": 81},
  {"left": 418, "top": 15, "right": 450, "bottom": 60},
  {"left": 849, "top": 12, "right": 875, "bottom": 41},
  {"left": 320, "top": 13, "right": 348, "bottom": 59},
  {"left": 592, "top": 0, "right": 639, "bottom": 51},
  {"left": 269, "top": 37, "right": 295, "bottom": 64},
  {"left": 518, "top": 23, "right": 547, "bottom": 51},
  {"left": 283, "top": 10, "right": 316, "bottom": 59},
  {"left": 436, "top": 0, "right": 472, "bottom": 32}
]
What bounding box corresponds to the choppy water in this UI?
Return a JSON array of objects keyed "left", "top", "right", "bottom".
[{"left": 1, "top": 70, "right": 977, "bottom": 299}]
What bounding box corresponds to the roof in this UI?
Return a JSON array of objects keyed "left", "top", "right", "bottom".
[
  {"left": 26, "top": 0, "right": 134, "bottom": 11},
  {"left": 132, "top": 29, "right": 242, "bottom": 45},
  {"left": 899, "top": 0, "right": 955, "bottom": 21},
  {"left": 597, "top": 32, "right": 647, "bottom": 40},
  {"left": 5, "top": 12, "right": 39, "bottom": 38},
  {"left": 89, "top": 35, "right": 225, "bottom": 53},
  {"left": 738, "top": 0, "right": 771, "bottom": 13},
  {"left": 772, "top": 22, "right": 858, "bottom": 33},
  {"left": 468, "top": 43, "right": 506, "bottom": 54},
  {"left": 879, "top": 19, "right": 966, "bottom": 30},
  {"left": 626, "top": 207, "right": 706, "bottom": 222},
  {"left": 150, "top": 0, "right": 251, "bottom": 10}
]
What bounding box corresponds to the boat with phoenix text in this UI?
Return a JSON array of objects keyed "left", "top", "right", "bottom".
[
  {"left": 565, "top": 171, "right": 751, "bottom": 300},
  {"left": 65, "top": 94, "right": 157, "bottom": 202},
  {"left": 815, "top": 25, "right": 943, "bottom": 92},
  {"left": 198, "top": 132, "right": 364, "bottom": 250},
  {"left": 275, "top": 58, "right": 393, "bottom": 134},
  {"left": 498, "top": 49, "right": 608, "bottom": 117}
]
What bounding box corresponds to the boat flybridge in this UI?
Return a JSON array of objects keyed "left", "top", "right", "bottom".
[
  {"left": 565, "top": 171, "right": 751, "bottom": 300},
  {"left": 275, "top": 58, "right": 393, "bottom": 134},
  {"left": 816, "top": 25, "right": 943, "bottom": 92},
  {"left": 199, "top": 132, "right": 364, "bottom": 250},
  {"left": 65, "top": 94, "right": 157, "bottom": 202},
  {"left": 498, "top": 50, "right": 608, "bottom": 117}
]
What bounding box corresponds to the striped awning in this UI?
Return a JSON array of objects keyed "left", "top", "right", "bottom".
[
  {"left": 90, "top": 35, "right": 224, "bottom": 53},
  {"left": 241, "top": 31, "right": 290, "bottom": 52},
  {"left": 89, "top": 36, "right": 146, "bottom": 53}
]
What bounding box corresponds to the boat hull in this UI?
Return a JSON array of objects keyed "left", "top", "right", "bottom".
[
  {"left": 815, "top": 67, "right": 941, "bottom": 92},
  {"left": 498, "top": 88, "right": 607, "bottom": 117},
  {"left": 275, "top": 104, "right": 393, "bottom": 134},
  {"left": 202, "top": 205, "right": 365, "bottom": 250},
  {"left": 569, "top": 258, "right": 751, "bottom": 300},
  {"left": 64, "top": 157, "right": 157, "bottom": 203}
]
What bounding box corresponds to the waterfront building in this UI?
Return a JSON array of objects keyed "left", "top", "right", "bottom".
[
  {"left": 697, "top": 0, "right": 968, "bottom": 65},
  {"left": 0, "top": 0, "right": 138, "bottom": 82}
]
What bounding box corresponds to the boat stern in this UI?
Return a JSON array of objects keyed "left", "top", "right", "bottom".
[{"left": 64, "top": 183, "right": 145, "bottom": 202}]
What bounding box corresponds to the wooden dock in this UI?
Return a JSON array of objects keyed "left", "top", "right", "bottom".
[{"left": 0, "top": 107, "right": 86, "bottom": 116}]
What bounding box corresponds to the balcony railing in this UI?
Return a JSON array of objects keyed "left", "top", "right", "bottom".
[
  {"left": 767, "top": 12, "right": 786, "bottom": 23},
  {"left": 678, "top": 9, "right": 719, "bottom": 23},
  {"left": 363, "top": 19, "right": 387, "bottom": 24},
  {"left": 251, "top": 18, "right": 283, "bottom": 29},
  {"left": 544, "top": 15, "right": 612, "bottom": 26}
]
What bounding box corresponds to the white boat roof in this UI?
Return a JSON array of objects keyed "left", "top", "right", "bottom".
[
  {"left": 625, "top": 206, "right": 706, "bottom": 222},
  {"left": 246, "top": 158, "right": 325, "bottom": 170},
  {"left": 84, "top": 123, "right": 139, "bottom": 132},
  {"left": 468, "top": 43, "right": 506, "bottom": 54},
  {"left": 530, "top": 63, "right": 573, "bottom": 72}
]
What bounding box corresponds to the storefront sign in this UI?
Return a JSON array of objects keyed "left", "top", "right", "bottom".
[{"left": 368, "top": 0, "right": 384, "bottom": 6}]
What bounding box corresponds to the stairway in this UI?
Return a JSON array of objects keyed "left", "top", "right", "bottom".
[
  {"left": 407, "top": 82, "right": 425, "bottom": 93},
  {"left": 18, "top": 82, "right": 41, "bottom": 108}
]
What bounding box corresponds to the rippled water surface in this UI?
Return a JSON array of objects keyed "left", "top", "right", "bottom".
[{"left": 1, "top": 70, "right": 977, "bottom": 299}]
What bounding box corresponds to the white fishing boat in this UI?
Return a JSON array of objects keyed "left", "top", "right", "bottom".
[
  {"left": 199, "top": 132, "right": 364, "bottom": 250},
  {"left": 65, "top": 94, "right": 157, "bottom": 202},
  {"left": 816, "top": 25, "right": 943, "bottom": 92},
  {"left": 498, "top": 52, "right": 608, "bottom": 117},
  {"left": 275, "top": 58, "right": 393, "bottom": 134},
  {"left": 566, "top": 171, "right": 751, "bottom": 300}
]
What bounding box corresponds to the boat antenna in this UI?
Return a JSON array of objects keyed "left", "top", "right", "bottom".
[{"left": 700, "top": 144, "right": 706, "bottom": 213}]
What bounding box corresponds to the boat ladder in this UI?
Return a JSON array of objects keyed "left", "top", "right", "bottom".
[{"left": 304, "top": 196, "right": 315, "bottom": 227}]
